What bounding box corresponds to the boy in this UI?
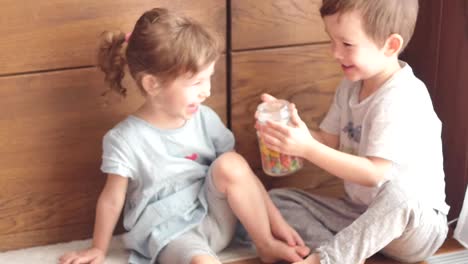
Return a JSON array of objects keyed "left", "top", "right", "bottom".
[{"left": 256, "top": 0, "right": 450, "bottom": 263}]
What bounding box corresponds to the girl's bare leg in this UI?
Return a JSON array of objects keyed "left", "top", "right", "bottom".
[
  {"left": 293, "top": 253, "right": 365, "bottom": 264},
  {"left": 190, "top": 254, "right": 221, "bottom": 264},
  {"left": 212, "top": 152, "right": 308, "bottom": 263}
]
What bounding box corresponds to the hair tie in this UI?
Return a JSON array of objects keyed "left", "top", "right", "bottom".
[{"left": 125, "top": 32, "right": 132, "bottom": 43}]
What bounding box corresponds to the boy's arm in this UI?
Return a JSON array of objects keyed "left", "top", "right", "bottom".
[
  {"left": 257, "top": 93, "right": 390, "bottom": 186},
  {"left": 302, "top": 141, "right": 391, "bottom": 187},
  {"left": 92, "top": 174, "right": 128, "bottom": 254},
  {"left": 260, "top": 107, "right": 389, "bottom": 187},
  {"left": 310, "top": 129, "right": 339, "bottom": 149}
]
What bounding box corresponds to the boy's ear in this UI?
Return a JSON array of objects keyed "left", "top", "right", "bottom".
[
  {"left": 141, "top": 74, "right": 161, "bottom": 96},
  {"left": 384, "top": 33, "right": 404, "bottom": 56}
]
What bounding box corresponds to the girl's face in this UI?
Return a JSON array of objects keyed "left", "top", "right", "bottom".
[
  {"left": 323, "top": 10, "right": 391, "bottom": 83},
  {"left": 152, "top": 61, "right": 215, "bottom": 127}
]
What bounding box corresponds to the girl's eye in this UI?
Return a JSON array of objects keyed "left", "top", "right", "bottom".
[{"left": 344, "top": 42, "right": 353, "bottom": 47}]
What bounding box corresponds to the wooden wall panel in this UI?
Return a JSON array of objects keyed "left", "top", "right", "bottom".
[
  {"left": 401, "top": 0, "right": 468, "bottom": 220},
  {"left": 435, "top": 0, "right": 468, "bottom": 220},
  {"left": 0, "top": 56, "right": 226, "bottom": 250},
  {"left": 231, "top": 45, "right": 342, "bottom": 189},
  {"left": 231, "top": 0, "right": 328, "bottom": 51},
  {"left": 0, "top": 0, "right": 226, "bottom": 75},
  {"left": 401, "top": 0, "right": 443, "bottom": 97}
]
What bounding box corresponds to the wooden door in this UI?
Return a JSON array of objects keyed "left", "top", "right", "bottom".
[{"left": 403, "top": 0, "right": 468, "bottom": 220}]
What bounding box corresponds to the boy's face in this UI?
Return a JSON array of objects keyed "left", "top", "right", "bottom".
[
  {"left": 323, "top": 10, "right": 391, "bottom": 83},
  {"left": 153, "top": 61, "right": 215, "bottom": 127}
]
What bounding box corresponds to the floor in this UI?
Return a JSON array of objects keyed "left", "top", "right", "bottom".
[{"left": 227, "top": 231, "right": 465, "bottom": 264}]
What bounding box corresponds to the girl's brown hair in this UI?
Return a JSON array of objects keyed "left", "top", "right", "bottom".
[
  {"left": 97, "top": 8, "right": 221, "bottom": 96},
  {"left": 320, "top": 0, "right": 419, "bottom": 52}
]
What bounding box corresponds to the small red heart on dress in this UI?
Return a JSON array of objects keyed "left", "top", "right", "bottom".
[{"left": 185, "top": 153, "right": 198, "bottom": 160}]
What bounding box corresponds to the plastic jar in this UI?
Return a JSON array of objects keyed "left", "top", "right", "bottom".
[{"left": 256, "top": 99, "right": 303, "bottom": 176}]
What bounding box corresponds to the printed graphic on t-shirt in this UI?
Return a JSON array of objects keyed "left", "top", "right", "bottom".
[
  {"left": 184, "top": 153, "right": 199, "bottom": 161},
  {"left": 342, "top": 121, "right": 362, "bottom": 143},
  {"left": 341, "top": 146, "right": 358, "bottom": 155}
]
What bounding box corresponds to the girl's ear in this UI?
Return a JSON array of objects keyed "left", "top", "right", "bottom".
[
  {"left": 384, "top": 33, "right": 404, "bottom": 56},
  {"left": 141, "top": 74, "right": 161, "bottom": 96}
]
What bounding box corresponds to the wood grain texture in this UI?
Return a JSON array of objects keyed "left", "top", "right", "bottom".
[
  {"left": 0, "top": 56, "right": 226, "bottom": 250},
  {"left": 231, "top": 0, "right": 328, "bottom": 51},
  {"left": 401, "top": 0, "right": 443, "bottom": 98},
  {"left": 401, "top": 0, "right": 468, "bottom": 220},
  {"left": 0, "top": 0, "right": 226, "bottom": 75},
  {"left": 231, "top": 44, "right": 342, "bottom": 188},
  {"left": 435, "top": 0, "right": 468, "bottom": 220}
]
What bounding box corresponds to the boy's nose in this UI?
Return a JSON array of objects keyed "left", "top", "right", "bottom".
[{"left": 332, "top": 47, "right": 344, "bottom": 60}]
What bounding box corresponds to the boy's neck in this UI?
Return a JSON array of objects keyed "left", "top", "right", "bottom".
[{"left": 360, "top": 59, "right": 402, "bottom": 102}]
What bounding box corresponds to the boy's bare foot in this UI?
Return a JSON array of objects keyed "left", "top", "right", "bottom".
[{"left": 256, "top": 239, "right": 310, "bottom": 263}]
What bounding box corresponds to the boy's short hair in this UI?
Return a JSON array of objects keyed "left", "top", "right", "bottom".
[{"left": 320, "top": 0, "right": 419, "bottom": 52}]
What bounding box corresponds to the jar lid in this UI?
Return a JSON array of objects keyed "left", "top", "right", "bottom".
[{"left": 257, "top": 99, "right": 290, "bottom": 123}]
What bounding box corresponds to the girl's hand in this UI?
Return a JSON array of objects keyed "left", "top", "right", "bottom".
[
  {"left": 271, "top": 217, "right": 305, "bottom": 248},
  {"left": 59, "top": 247, "right": 105, "bottom": 264},
  {"left": 257, "top": 103, "right": 316, "bottom": 158},
  {"left": 271, "top": 216, "right": 310, "bottom": 258}
]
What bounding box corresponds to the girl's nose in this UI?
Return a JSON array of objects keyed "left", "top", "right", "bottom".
[
  {"left": 332, "top": 45, "right": 344, "bottom": 60},
  {"left": 199, "top": 84, "right": 211, "bottom": 98}
]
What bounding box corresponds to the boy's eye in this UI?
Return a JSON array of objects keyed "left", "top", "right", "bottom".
[{"left": 344, "top": 42, "right": 353, "bottom": 47}]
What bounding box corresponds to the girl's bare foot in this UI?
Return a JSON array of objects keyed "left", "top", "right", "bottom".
[
  {"left": 256, "top": 239, "right": 310, "bottom": 263},
  {"left": 292, "top": 253, "right": 320, "bottom": 264}
]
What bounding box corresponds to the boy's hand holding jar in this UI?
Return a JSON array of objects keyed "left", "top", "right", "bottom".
[{"left": 255, "top": 93, "right": 313, "bottom": 176}]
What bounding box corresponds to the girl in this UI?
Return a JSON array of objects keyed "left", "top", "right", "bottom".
[{"left": 59, "top": 8, "right": 309, "bottom": 264}]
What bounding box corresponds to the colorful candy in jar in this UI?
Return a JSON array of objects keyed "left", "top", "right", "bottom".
[{"left": 256, "top": 99, "right": 304, "bottom": 176}]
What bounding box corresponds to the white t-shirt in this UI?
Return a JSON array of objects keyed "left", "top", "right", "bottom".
[{"left": 320, "top": 61, "right": 449, "bottom": 214}]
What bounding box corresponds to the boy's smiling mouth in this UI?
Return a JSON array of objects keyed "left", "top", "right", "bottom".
[{"left": 341, "top": 64, "right": 355, "bottom": 71}]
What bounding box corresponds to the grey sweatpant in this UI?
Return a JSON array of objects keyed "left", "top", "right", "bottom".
[{"left": 270, "top": 181, "right": 448, "bottom": 264}]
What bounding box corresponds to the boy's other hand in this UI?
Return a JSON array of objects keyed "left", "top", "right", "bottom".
[
  {"left": 255, "top": 93, "right": 279, "bottom": 121},
  {"left": 261, "top": 93, "right": 277, "bottom": 102},
  {"left": 258, "top": 103, "right": 315, "bottom": 158}
]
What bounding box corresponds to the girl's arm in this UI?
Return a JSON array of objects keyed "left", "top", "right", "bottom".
[
  {"left": 59, "top": 174, "right": 127, "bottom": 264},
  {"left": 92, "top": 174, "right": 128, "bottom": 254}
]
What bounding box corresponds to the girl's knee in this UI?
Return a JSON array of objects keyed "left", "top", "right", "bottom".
[
  {"left": 211, "top": 152, "right": 253, "bottom": 189},
  {"left": 190, "top": 255, "right": 220, "bottom": 264},
  {"left": 215, "top": 151, "right": 245, "bottom": 166},
  {"left": 213, "top": 152, "right": 249, "bottom": 177}
]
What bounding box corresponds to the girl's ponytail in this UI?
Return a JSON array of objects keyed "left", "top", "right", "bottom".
[{"left": 97, "top": 31, "right": 127, "bottom": 97}]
